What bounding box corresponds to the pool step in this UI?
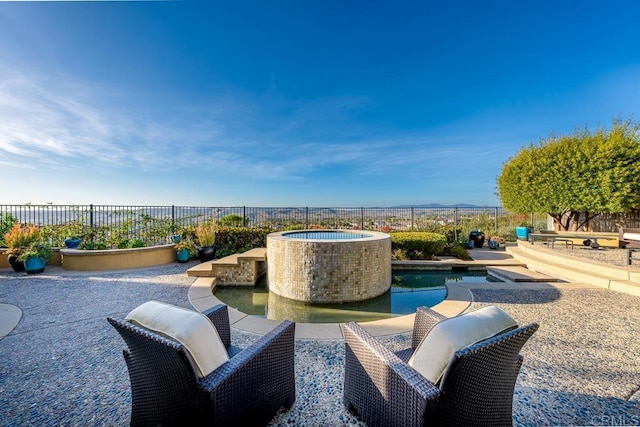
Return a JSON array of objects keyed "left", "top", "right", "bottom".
[{"left": 487, "top": 266, "right": 559, "bottom": 282}]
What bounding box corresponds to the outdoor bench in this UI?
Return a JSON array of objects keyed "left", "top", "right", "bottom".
[{"left": 528, "top": 233, "right": 574, "bottom": 249}]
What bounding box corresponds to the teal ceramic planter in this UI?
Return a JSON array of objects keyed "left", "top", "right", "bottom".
[
  {"left": 516, "top": 226, "right": 533, "bottom": 240},
  {"left": 24, "top": 256, "right": 46, "bottom": 274},
  {"left": 176, "top": 248, "right": 190, "bottom": 263},
  {"left": 64, "top": 238, "right": 81, "bottom": 249}
]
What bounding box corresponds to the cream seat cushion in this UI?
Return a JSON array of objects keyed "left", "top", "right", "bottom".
[
  {"left": 408, "top": 305, "right": 517, "bottom": 384},
  {"left": 125, "top": 300, "right": 229, "bottom": 379}
]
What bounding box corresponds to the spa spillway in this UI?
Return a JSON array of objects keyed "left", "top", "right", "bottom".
[{"left": 266, "top": 230, "right": 392, "bottom": 303}]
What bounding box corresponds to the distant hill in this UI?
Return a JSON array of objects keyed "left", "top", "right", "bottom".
[{"left": 391, "top": 203, "right": 496, "bottom": 208}]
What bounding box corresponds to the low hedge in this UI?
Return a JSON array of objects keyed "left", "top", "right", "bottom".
[
  {"left": 214, "top": 226, "right": 275, "bottom": 258},
  {"left": 390, "top": 232, "right": 447, "bottom": 259}
]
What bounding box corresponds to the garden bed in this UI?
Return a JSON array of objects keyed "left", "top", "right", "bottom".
[{"left": 59, "top": 244, "right": 177, "bottom": 271}]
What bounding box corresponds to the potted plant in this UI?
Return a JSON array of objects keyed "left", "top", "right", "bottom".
[
  {"left": 18, "top": 241, "right": 52, "bottom": 274},
  {"left": 3, "top": 223, "right": 40, "bottom": 272},
  {"left": 194, "top": 219, "right": 217, "bottom": 262},
  {"left": 59, "top": 221, "right": 85, "bottom": 248},
  {"left": 516, "top": 222, "right": 533, "bottom": 240},
  {"left": 64, "top": 236, "right": 82, "bottom": 249},
  {"left": 175, "top": 239, "right": 197, "bottom": 263}
]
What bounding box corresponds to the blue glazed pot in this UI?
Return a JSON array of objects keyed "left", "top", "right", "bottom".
[
  {"left": 176, "top": 248, "right": 190, "bottom": 263},
  {"left": 64, "top": 238, "right": 81, "bottom": 249},
  {"left": 24, "top": 256, "right": 46, "bottom": 274},
  {"left": 516, "top": 226, "right": 532, "bottom": 240},
  {"left": 171, "top": 235, "right": 182, "bottom": 244}
]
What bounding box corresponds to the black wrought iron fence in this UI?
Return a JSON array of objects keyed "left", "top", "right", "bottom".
[{"left": 0, "top": 204, "right": 549, "bottom": 248}]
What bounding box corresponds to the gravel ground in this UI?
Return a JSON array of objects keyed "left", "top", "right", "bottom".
[
  {"left": 1, "top": 259, "right": 640, "bottom": 426},
  {"left": 546, "top": 244, "right": 640, "bottom": 269}
]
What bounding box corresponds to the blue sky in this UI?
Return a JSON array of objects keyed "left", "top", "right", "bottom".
[{"left": 1, "top": 1, "right": 639, "bottom": 207}]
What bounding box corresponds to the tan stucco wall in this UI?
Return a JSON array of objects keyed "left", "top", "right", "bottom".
[{"left": 60, "top": 244, "right": 176, "bottom": 271}]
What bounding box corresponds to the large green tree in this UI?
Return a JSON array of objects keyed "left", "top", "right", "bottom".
[{"left": 497, "top": 118, "right": 640, "bottom": 230}]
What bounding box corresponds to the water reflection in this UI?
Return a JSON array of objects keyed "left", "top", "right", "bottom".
[{"left": 213, "top": 270, "right": 499, "bottom": 323}]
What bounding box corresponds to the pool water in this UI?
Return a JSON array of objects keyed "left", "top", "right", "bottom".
[{"left": 213, "top": 270, "right": 501, "bottom": 323}]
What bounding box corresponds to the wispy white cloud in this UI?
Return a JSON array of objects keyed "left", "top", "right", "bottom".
[{"left": 0, "top": 67, "right": 527, "bottom": 188}]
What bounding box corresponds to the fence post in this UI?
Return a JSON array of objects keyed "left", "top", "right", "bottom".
[
  {"left": 411, "top": 207, "right": 415, "bottom": 231},
  {"left": 494, "top": 207, "right": 498, "bottom": 235},
  {"left": 361, "top": 207, "right": 364, "bottom": 230},
  {"left": 243, "top": 206, "right": 247, "bottom": 227},
  {"left": 305, "top": 207, "right": 309, "bottom": 229},
  {"left": 454, "top": 207, "right": 458, "bottom": 241},
  {"left": 90, "top": 204, "right": 94, "bottom": 229},
  {"left": 171, "top": 205, "right": 176, "bottom": 234}
]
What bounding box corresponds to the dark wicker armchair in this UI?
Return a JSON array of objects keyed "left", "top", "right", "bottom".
[
  {"left": 108, "top": 304, "right": 295, "bottom": 426},
  {"left": 342, "top": 306, "right": 538, "bottom": 427}
]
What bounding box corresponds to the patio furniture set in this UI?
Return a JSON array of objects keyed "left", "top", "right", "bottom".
[{"left": 108, "top": 301, "right": 538, "bottom": 426}]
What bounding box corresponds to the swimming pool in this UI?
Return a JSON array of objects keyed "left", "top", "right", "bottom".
[{"left": 213, "top": 270, "right": 501, "bottom": 323}]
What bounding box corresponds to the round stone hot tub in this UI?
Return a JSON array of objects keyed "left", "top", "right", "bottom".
[{"left": 266, "top": 230, "right": 391, "bottom": 303}]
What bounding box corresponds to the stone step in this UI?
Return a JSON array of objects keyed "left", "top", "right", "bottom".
[
  {"left": 506, "top": 244, "right": 640, "bottom": 293},
  {"left": 186, "top": 261, "right": 216, "bottom": 277},
  {"left": 210, "top": 254, "right": 241, "bottom": 266},
  {"left": 186, "top": 248, "right": 267, "bottom": 278},
  {"left": 609, "top": 280, "right": 640, "bottom": 297},
  {"left": 238, "top": 247, "right": 267, "bottom": 260},
  {"left": 487, "top": 266, "right": 558, "bottom": 282}
]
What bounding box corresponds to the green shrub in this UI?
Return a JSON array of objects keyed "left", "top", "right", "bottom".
[
  {"left": 214, "top": 226, "right": 275, "bottom": 258},
  {"left": 416, "top": 224, "right": 461, "bottom": 243},
  {"left": 218, "top": 214, "right": 245, "bottom": 227},
  {"left": 81, "top": 241, "right": 108, "bottom": 250},
  {"left": 390, "top": 232, "right": 447, "bottom": 260},
  {"left": 130, "top": 239, "right": 146, "bottom": 248},
  {"left": 443, "top": 241, "right": 473, "bottom": 260},
  {"left": 391, "top": 248, "right": 408, "bottom": 260},
  {"left": 0, "top": 213, "right": 18, "bottom": 247}
]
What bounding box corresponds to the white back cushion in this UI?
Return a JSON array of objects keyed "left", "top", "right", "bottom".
[
  {"left": 408, "top": 305, "right": 517, "bottom": 384},
  {"left": 623, "top": 232, "right": 640, "bottom": 241},
  {"left": 126, "top": 300, "right": 229, "bottom": 378}
]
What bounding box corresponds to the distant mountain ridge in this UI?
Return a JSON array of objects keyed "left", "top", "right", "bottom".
[{"left": 391, "top": 203, "right": 496, "bottom": 208}]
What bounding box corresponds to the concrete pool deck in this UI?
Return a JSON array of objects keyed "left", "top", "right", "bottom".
[{"left": 1, "top": 245, "right": 640, "bottom": 425}]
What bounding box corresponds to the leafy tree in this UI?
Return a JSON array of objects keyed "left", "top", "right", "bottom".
[{"left": 497, "top": 118, "right": 640, "bottom": 230}]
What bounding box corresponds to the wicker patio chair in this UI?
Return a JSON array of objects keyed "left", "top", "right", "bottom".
[
  {"left": 108, "top": 303, "right": 295, "bottom": 426},
  {"left": 342, "top": 306, "right": 538, "bottom": 427}
]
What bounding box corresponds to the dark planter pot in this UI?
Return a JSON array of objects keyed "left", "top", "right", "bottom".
[
  {"left": 176, "top": 249, "right": 191, "bottom": 263},
  {"left": 24, "top": 256, "right": 46, "bottom": 274},
  {"left": 64, "top": 238, "right": 82, "bottom": 249},
  {"left": 198, "top": 246, "right": 216, "bottom": 263},
  {"left": 7, "top": 254, "right": 25, "bottom": 272},
  {"left": 469, "top": 231, "right": 485, "bottom": 248}
]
